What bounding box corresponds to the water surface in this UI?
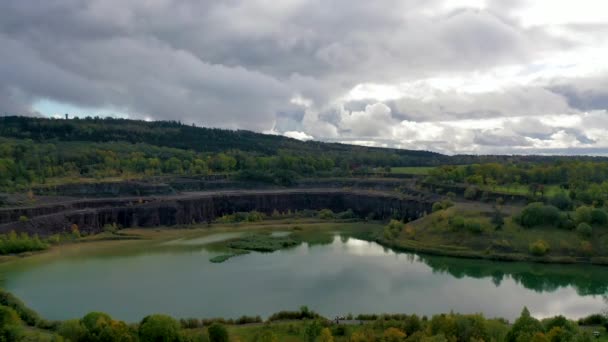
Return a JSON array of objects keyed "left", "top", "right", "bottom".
[{"left": 0, "top": 230, "right": 606, "bottom": 322}]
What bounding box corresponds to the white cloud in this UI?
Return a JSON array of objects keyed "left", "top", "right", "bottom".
[
  {"left": 283, "top": 130, "right": 313, "bottom": 140},
  {"left": 1, "top": 0, "right": 607, "bottom": 154}
]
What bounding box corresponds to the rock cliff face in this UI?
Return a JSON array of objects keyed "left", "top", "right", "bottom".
[{"left": 0, "top": 190, "right": 432, "bottom": 236}]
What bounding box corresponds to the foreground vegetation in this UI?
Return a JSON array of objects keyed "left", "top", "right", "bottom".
[{"left": 0, "top": 287, "right": 606, "bottom": 342}]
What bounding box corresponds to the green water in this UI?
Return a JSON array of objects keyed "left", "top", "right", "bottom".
[{"left": 0, "top": 230, "right": 606, "bottom": 322}]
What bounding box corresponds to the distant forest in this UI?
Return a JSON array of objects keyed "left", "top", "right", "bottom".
[{"left": 0, "top": 116, "right": 607, "bottom": 191}]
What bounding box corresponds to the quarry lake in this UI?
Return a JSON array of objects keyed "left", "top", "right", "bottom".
[{"left": 0, "top": 228, "right": 607, "bottom": 322}]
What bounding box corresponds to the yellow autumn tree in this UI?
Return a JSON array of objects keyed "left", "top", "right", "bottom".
[
  {"left": 319, "top": 328, "right": 334, "bottom": 342},
  {"left": 383, "top": 327, "right": 406, "bottom": 342}
]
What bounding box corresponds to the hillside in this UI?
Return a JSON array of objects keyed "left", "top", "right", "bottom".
[{"left": 0, "top": 116, "right": 443, "bottom": 162}]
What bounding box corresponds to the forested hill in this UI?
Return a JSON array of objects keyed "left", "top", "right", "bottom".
[{"left": 0, "top": 116, "right": 441, "bottom": 161}]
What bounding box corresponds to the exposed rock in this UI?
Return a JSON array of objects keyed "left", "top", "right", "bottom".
[{"left": 0, "top": 189, "right": 432, "bottom": 236}]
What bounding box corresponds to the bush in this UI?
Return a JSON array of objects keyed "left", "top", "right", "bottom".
[
  {"left": 576, "top": 223, "right": 593, "bottom": 237},
  {"left": 519, "top": 203, "right": 560, "bottom": 228},
  {"left": 267, "top": 306, "right": 320, "bottom": 322},
  {"left": 208, "top": 323, "right": 229, "bottom": 342},
  {"left": 0, "top": 289, "right": 42, "bottom": 326},
  {"left": 336, "top": 209, "right": 356, "bottom": 219},
  {"left": 383, "top": 220, "right": 404, "bottom": 240},
  {"left": 529, "top": 240, "right": 550, "bottom": 256},
  {"left": 591, "top": 208, "right": 608, "bottom": 225},
  {"left": 383, "top": 327, "right": 407, "bottom": 342},
  {"left": 58, "top": 319, "right": 87, "bottom": 342},
  {"left": 464, "top": 186, "right": 478, "bottom": 200},
  {"left": 18, "top": 215, "right": 28, "bottom": 222},
  {"left": 579, "top": 241, "right": 594, "bottom": 256},
  {"left": 491, "top": 209, "right": 505, "bottom": 229},
  {"left": 465, "top": 220, "right": 483, "bottom": 234},
  {"left": 449, "top": 215, "right": 466, "bottom": 230},
  {"left": 235, "top": 315, "right": 262, "bottom": 325},
  {"left": 549, "top": 193, "right": 572, "bottom": 211},
  {"left": 578, "top": 314, "right": 607, "bottom": 326},
  {"left": 0, "top": 306, "right": 23, "bottom": 342},
  {"left": 0, "top": 231, "right": 48, "bottom": 255},
  {"left": 103, "top": 223, "right": 118, "bottom": 234},
  {"left": 432, "top": 200, "right": 454, "bottom": 212},
  {"left": 574, "top": 206, "right": 593, "bottom": 224},
  {"left": 217, "top": 210, "right": 265, "bottom": 223},
  {"left": 506, "top": 307, "right": 544, "bottom": 342},
  {"left": 139, "top": 314, "right": 181, "bottom": 342},
  {"left": 318, "top": 209, "right": 335, "bottom": 219}
]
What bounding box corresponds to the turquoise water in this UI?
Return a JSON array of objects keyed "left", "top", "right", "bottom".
[{"left": 0, "top": 232, "right": 606, "bottom": 322}]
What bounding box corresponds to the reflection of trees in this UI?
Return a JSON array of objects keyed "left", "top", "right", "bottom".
[{"left": 419, "top": 255, "right": 608, "bottom": 296}]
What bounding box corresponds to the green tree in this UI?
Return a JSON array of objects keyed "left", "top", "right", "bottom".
[
  {"left": 304, "top": 320, "right": 322, "bottom": 342},
  {"left": 139, "top": 314, "right": 181, "bottom": 342},
  {"left": 0, "top": 305, "right": 23, "bottom": 342},
  {"left": 576, "top": 223, "right": 593, "bottom": 237},
  {"left": 208, "top": 323, "right": 229, "bottom": 342},
  {"left": 549, "top": 193, "right": 572, "bottom": 211},
  {"left": 506, "top": 307, "right": 544, "bottom": 342},
  {"left": 574, "top": 206, "right": 593, "bottom": 225},
  {"left": 58, "top": 319, "right": 87, "bottom": 342}
]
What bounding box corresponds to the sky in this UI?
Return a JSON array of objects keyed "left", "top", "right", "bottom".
[{"left": 1, "top": 0, "right": 608, "bottom": 155}]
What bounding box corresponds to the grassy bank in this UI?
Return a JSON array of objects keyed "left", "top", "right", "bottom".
[{"left": 377, "top": 204, "right": 608, "bottom": 265}]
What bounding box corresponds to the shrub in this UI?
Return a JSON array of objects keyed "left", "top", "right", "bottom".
[
  {"left": 0, "top": 231, "right": 48, "bottom": 255},
  {"left": 18, "top": 215, "right": 28, "bottom": 222},
  {"left": 464, "top": 186, "right": 478, "bottom": 200},
  {"left": 336, "top": 209, "right": 356, "bottom": 219},
  {"left": 58, "top": 319, "right": 87, "bottom": 342},
  {"left": 578, "top": 314, "right": 607, "bottom": 326},
  {"left": 139, "top": 314, "right": 181, "bottom": 342},
  {"left": 208, "top": 323, "right": 229, "bottom": 342},
  {"left": 318, "top": 209, "right": 334, "bottom": 219},
  {"left": 319, "top": 327, "right": 334, "bottom": 342},
  {"left": 576, "top": 223, "right": 593, "bottom": 237},
  {"left": 591, "top": 208, "right": 608, "bottom": 225},
  {"left": 383, "top": 220, "right": 404, "bottom": 240},
  {"left": 267, "top": 307, "right": 320, "bottom": 321},
  {"left": 304, "top": 320, "right": 323, "bottom": 342},
  {"left": 247, "top": 211, "right": 264, "bottom": 222},
  {"left": 491, "top": 209, "right": 504, "bottom": 229},
  {"left": 254, "top": 328, "right": 279, "bottom": 342},
  {"left": 506, "top": 307, "right": 544, "bottom": 342},
  {"left": 432, "top": 200, "right": 454, "bottom": 212},
  {"left": 103, "top": 223, "right": 118, "bottom": 234},
  {"left": 383, "top": 327, "right": 407, "bottom": 342},
  {"left": 465, "top": 220, "right": 483, "bottom": 234},
  {"left": 549, "top": 193, "right": 572, "bottom": 211},
  {"left": 529, "top": 240, "right": 550, "bottom": 256},
  {"left": 449, "top": 215, "right": 466, "bottom": 230},
  {"left": 71, "top": 223, "right": 81, "bottom": 238},
  {"left": 0, "top": 306, "right": 23, "bottom": 342},
  {"left": 519, "top": 203, "right": 560, "bottom": 228},
  {"left": 0, "top": 289, "right": 42, "bottom": 326},
  {"left": 579, "top": 241, "right": 594, "bottom": 256},
  {"left": 574, "top": 206, "right": 593, "bottom": 224}
]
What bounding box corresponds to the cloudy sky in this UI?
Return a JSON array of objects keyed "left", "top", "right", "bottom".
[{"left": 2, "top": 0, "right": 608, "bottom": 155}]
